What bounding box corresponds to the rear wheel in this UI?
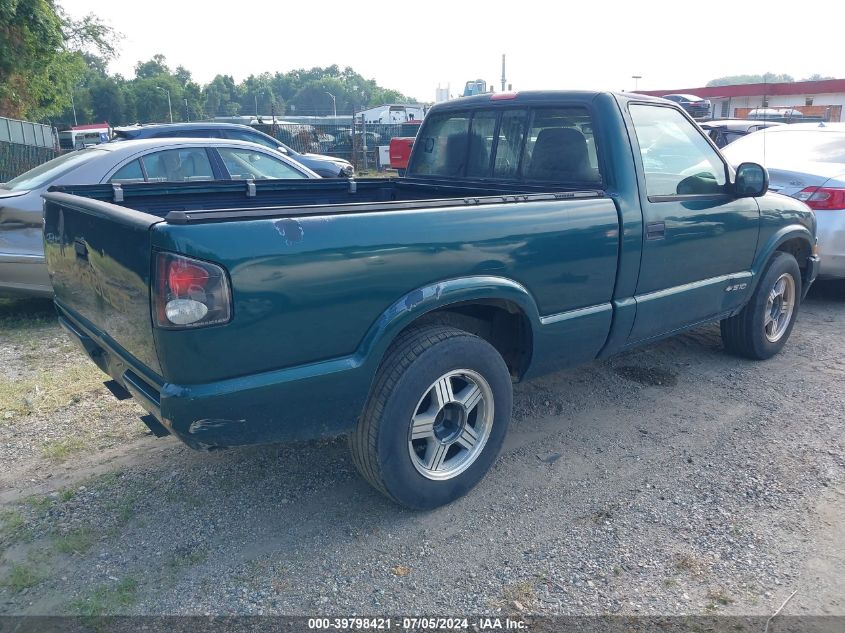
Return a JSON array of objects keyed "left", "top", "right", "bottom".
[
  {"left": 350, "top": 325, "right": 512, "bottom": 509},
  {"left": 721, "top": 252, "right": 801, "bottom": 360}
]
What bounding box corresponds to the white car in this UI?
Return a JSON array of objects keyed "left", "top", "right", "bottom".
[{"left": 723, "top": 123, "right": 845, "bottom": 278}]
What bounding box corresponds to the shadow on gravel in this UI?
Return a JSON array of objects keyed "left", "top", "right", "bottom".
[
  {"left": 0, "top": 297, "right": 57, "bottom": 331},
  {"left": 806, "top": 279, "right": 845, "bottom": 303}
]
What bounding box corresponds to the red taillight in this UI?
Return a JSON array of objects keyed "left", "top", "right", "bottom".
[
  {"left": 168, "top": 261, "right": 209, "bottom": 295},
  {"left": 154, "top": 252, "right": 231, "bottom": 329},
  {"left": 795, "top": 187, "right": 845, "bottom": 211}
]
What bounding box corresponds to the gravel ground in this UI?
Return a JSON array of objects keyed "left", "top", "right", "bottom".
[{"left": 0, "top": 283, "right": 843, "bottom": 617}]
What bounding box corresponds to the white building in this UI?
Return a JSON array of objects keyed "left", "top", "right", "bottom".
[{"left": 357, "top": 104, "right": 427, "bottom": 125}]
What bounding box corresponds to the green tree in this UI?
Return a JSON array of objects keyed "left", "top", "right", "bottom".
[
  {"left": 706, "top": 73, "right": 794, "bottom": 87},
  {"left": 0, "top": 0, "right": 116, "bottom": 120}
]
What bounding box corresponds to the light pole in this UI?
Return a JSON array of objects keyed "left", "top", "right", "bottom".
[
  {"left": 325, "top": 92, "right": 336, "bottom": 118},
  {"left": 631, "top": 75, "right": 642, "bottom": 91},
  {"left": 157, "top": 87, "right": 173, "bottom": 123},
  {"left": 70, "top": 91, "right": 78, "bottom": 126},
  {"left": 184, "top": 98, "right": 189, "bottom": 122}
]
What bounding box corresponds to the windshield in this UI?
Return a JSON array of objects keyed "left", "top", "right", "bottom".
[
  {"left": 2, "top": 148, "right": 106, "bottom": 191},
  {"left": 723, "top": 129, "right": 845, "bottom": 166}
]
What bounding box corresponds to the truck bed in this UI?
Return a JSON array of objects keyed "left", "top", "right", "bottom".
[{"left": 50, "top": 177, "right": 604, "bottom": 223}]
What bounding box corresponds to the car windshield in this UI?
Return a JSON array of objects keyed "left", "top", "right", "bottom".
[
  {"left": 723, "top": 129, "right": 845, "bottom": 166},
  {"left": 1, "top": 148, "right": 106, "bottom": 191}
]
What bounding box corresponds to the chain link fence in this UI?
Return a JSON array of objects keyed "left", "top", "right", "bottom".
[
  {"left": 1, "top": 121, "right": 419, "bottom": 182},
  {"left": 255, "top": 123, "right": 410, "bottom": 171}
]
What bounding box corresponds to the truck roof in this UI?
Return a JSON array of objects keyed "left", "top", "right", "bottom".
[{"left": 430, "top": 90, "right": 669, "bottom": 112}]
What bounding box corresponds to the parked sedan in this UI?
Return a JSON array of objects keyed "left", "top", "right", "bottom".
[
  {"left": 113, "top": 122, "right": 354, "bottom": 178},
  {"left": 722, "top": 123, "right": 845, "bottom": 278},
  {"left": 0, "top": 138, "right": 318, "bottom": 297},
  {"left": 662, "top": 94, "right": 712, "bottom": 119},
  {"left": 699, "top": 119, "right": 784, "bottom": 148}
]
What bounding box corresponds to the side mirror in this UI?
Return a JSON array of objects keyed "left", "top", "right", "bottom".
[{"left": 734, "top": 162, "right": 768, "bottom": 198}]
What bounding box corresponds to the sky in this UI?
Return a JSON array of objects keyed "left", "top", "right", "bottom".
[{"left": 61, "top": 0, "right": 845, "bottom": 102}]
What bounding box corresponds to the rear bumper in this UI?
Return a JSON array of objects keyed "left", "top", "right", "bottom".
[
  {"left": 816, "top": 209, "right": 845, "bottom": 278},
  {"left": 58, "top": 304, "right": 371, "bottom": 450}
]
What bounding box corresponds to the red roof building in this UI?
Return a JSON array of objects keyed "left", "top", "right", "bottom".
[{"left": 637, "top": 79, "right": 845, "bottom": 121}]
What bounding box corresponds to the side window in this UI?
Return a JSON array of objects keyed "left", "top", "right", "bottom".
[
  {"left": 629, "top": 105, "right": 727, "bottom": 197},
  {"left": 142, "top": 148, "right": 214, "bottom": 182},
  {"left": 217, "top": 147, "right": 307, "bottom": 179},
  {"left": 522, "top": 108, "right": 601, "bottom": 183},
  {"left": 494, "top": 110, "right": 528, "bottom": 178},
  {"left": 222, "top": 130, "right": 279, "bottom": 150},
  {"left": 466, "top": 111, "right": 497, "bottom": 177},
  {"left": 109, "top": 159, "right": 144, "bottom": 183},
  {"left": 406, "top": 112, "right": 471, "bottom": 177}
]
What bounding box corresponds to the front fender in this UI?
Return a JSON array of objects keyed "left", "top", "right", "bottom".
[
  {"left": 750, "top": 224, "right": 815, "bottom": 291},
  {"left": 354, "top": 275, "right": 541, "bottom": 370}
]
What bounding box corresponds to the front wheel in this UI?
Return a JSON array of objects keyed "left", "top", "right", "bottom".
[
  {"left": 721, "top": 252, "right": 802, "bottom": 360},
  {"left": 350, "top": 325, "right": 513, "bottom": 509}
]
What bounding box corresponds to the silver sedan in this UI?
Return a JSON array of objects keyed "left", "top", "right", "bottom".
[
  {"left": 723, "top": 123, "right": 845, "bottom": 278},
  {"left": 0, "top": 138, "right": 319, "bottom": 297}
]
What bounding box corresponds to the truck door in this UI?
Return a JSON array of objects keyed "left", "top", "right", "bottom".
[{"left": 626, "top": 103, "right": 760, "bottom": 343}]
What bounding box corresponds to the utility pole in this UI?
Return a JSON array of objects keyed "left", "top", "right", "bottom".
[
  {"left": 501, "top": 54, "right": 507, "bottom": 92},
  {"left": 184, "top": 98, "right": 189, "bottom": 122},
  {"left": 70, "top": 91, "right": 78, "bottom": 126},
  {"left": 157, "top": 87, "right": 173, "bottom": 123},
  {"left": 631, "top": 75, "right": 642, "bottom": 91}
]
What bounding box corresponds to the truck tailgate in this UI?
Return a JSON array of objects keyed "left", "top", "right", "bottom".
[{"left": 43, "top": 192, "right": 163, "bottom": 374}]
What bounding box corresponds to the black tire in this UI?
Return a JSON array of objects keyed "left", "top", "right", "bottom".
[
  {"left": 350, "top": 325, "right": 513, "bottom": 510},
  {"left": 720, "top": 252, "right": 802, "bottom": 360}
]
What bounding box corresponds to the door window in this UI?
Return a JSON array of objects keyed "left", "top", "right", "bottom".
[
  {"left": 109, "top": 159, "right": 144, "bottom": 183},
  {"left": 630, "top": 104, "right": 727, "bottom": 198},
  {"left": 142, "top": 148, "right": 214, "bottom": 182},
  {"left": 217, "top": 147, "right": 307, "bottom": 179}
]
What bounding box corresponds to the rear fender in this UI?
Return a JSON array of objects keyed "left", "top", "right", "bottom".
[{"left": 355, "top": 276, "right": 541, "bottom": 371}]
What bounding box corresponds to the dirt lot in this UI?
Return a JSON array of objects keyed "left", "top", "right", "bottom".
[{"left": 0, "top": 285, "right": 843, "bottom": 617}]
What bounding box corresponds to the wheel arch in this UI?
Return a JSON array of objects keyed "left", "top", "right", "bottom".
[
  {"left": 752, "top": 225, "right": 814, "bottom": 291},
  {"left": 356, "top": 276, "right": 540, "bottom": 381}
]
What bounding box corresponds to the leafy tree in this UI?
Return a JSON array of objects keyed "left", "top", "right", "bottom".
[{"left": 0, "top": 0, "right": 117, "bottom": 120}]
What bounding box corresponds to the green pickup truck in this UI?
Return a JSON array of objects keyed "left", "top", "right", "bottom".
[{"left": 44, "top": 91, "right": 818, "bottom": 509}]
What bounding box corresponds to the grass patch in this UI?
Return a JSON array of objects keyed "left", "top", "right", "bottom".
[
  {"left": 53, "top": 528, "right": 96, "bottom": 555},
  {"left": 0, "top": 509, "right": 28, "bottom": 544},
  {"left": 59, "top": 489, "right": 76, "bottom": 502},
  {"left": 501, "top": 580, "right": 535, "bottom": 609},
  {"left": 2, "top": 563, "right": 45, "bottom": 593},
  {"left": 0, "top": 363, "right": 105, "bottom": 418},
  {"left": 70, "top": 577, "right": 138, "bottom": 616},
  {"left": 707, "top": 589, "right": 734, "bottom": 606},
  {"left": 42, "top": 437, "right": 87, "bottom": 461}
]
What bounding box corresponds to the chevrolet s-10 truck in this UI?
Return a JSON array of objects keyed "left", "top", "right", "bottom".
[{"left": 43, "top": 91, "right": 819, "bottom": 509}]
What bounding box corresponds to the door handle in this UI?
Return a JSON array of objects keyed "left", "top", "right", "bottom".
[{"left": 646, "top": 221, "right": 666, "bottom": 240}]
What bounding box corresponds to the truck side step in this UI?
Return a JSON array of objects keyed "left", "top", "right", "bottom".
[
  {"left": 140, "top": 414, "right": 171, "bottom": 438},
  {"left": 103, "top": 380, "right": 132, "bottom": 400}
]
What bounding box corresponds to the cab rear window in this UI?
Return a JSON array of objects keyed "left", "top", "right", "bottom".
[{"left": 407, "top": 106, "right": 601, "bottom": 185}]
